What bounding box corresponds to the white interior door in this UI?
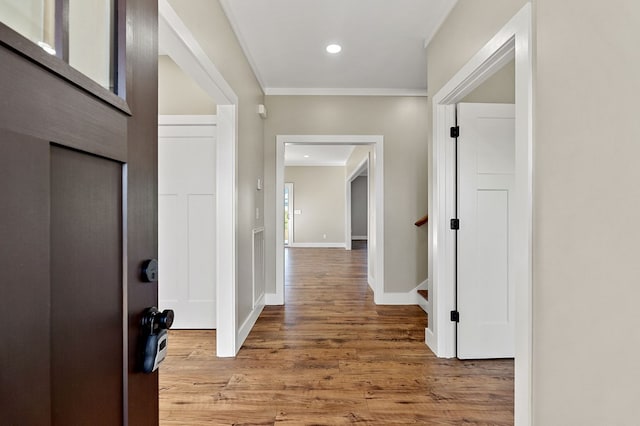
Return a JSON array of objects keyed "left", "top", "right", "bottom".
[
  {"left": 457, "top": 103, "right": 515, "bottom": 359},
  {"left": 159, "top": 121, "right": 216, "bottom": 329}
]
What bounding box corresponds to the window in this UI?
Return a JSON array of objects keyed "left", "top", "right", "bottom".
[{"left": 1, "top": 0, "right": 117, "bottom": 92}]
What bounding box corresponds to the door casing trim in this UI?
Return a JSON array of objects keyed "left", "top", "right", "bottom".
[
  {"left": 345, "top": 156, "right": 369, "bottom": 252},
  {"left": 284, "top": 182, "right": 294, "bottom": 246}
]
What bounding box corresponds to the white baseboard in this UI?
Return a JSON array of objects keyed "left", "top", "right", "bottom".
[
  {"left": 425, "top": 327, "right": 454, "bottom": 358},
  {"left": 376, "top": 291, "right": 417, "bottom": 305},
  {"left": 416, "top": 278, "right": 429, "bottom": 290},
  {"left": 426, "top": 327, "right": 437, "bottom": 354},
  {"left": 237, "top": 295, "right": 265, "bottom": 350},
  {"left": 265, "top": 292, "right": 283, "bottom": 305},
  {"left": 351, "top": 235, "right": 368, "bottom": 240},
  {"left": 368, "top": 274, "right": 375, "bottom": 291},
  {"left": 289, "top": 242, "right": 346, "bottom": 248}
]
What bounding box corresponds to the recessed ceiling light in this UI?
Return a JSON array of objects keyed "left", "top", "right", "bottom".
[
  {"left": 303, "top": 155, "right": 310, "bottom": 158},
  {"left": 326, "top": 44, "right": 342, "bottom": 54}
]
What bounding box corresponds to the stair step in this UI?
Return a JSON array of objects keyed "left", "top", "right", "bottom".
[{"left": 417, "top": 289, "right": 428, "bottom": 301}]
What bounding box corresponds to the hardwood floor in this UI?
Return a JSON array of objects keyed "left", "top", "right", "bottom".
[{"left": 159, "top": 243, "right": 514, "bottom": 425}]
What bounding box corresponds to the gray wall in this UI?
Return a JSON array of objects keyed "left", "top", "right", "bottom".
[
  {"left": 346, "top": 146, "right": 371, "bottom": 177},
  {"left": 534, "top": 0, "right": 640, "bottom": 423},
  {"left": 284, "top": 166, "right": 345, "bottom": 244},
  {"left": 264, "top": 95, "right": 429, "bottom": 294},
  {"left": 461, "top": 59, "right": 515, "bottom": 103},
  {"left": 427, "top": 0, "right": 527, "bottom": 96},
  {"left": 158, "top": 55, "right": 216, "bottom": 115},
  {"left": 351, "top": 175, "right": 368, "bottom": 238},
  {"left": 168, "top": 0, "right": 265, "bottom": 327}
]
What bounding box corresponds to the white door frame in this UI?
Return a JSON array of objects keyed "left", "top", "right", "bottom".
[
  {"left": 428, "top": 4, "right": 532, "bottom": 425},
  {"left": 345, "top": 156, "right": 369, "bottom": 251},
  {"left": 275, "top": 135, "right": 384, "bottom": 305},
  {"left": 159, "top": 0, "right": 239, "bottom": 357},
  {"left": 284, "top": 182, "right": 294, "bottom": 246},
  {"left": 345, "top": 157, "right": 372, "bottom": 282}
]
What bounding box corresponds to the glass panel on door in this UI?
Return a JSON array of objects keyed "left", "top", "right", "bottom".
[
  {"left": 0, "top": 0, "right": 116, "bottom": 91},
  {"left": 0, "top": 0, "right": 56, "bottom": 52}
]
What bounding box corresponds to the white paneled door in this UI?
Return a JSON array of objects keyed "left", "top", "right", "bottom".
[
  {"left": 159, "top": 120, "right": 216, "bottom": 329},
  {"left": 456, "top": 103, "right": 515, "bottom": 359}
]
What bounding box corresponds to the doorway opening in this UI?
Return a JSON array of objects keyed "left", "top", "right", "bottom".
[
  {"left": 159, "top": 0, "right": 239, "bottom": 357},
  {"left": 345, "top": 156, "right": 369, "bottom": 251},
  {"left": 275, "top": 135, "right": 384, "bottom": 306},
  {"left": 428, "top": 4, "right": 532, "bottom": 424}
]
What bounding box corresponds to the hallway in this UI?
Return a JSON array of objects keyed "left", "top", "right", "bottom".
[{"left": 159, "top": 244, "right": 513, "bottom": 424}]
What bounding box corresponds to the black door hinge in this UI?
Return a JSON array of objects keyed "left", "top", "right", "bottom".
[
  {"left": 450, "top": 218, "right": 460, "bottom": 230},
  {"left": 450, "top": 310, "right": 460, "bottom": 322},
  {"left": 450, "top": 126, "right": 459, "bottom": 138}
]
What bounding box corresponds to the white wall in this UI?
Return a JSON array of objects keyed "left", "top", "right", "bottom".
[
  {"left": 284, "top": 166, "right": 345, "bottom": 245},
  {"left": 167, "top": 0, "right": 265, "bottom": 329},
  {"left": 264, "top": 96, "right": 429, "bottom": 294},
  {"left": 351, "top": 175, "right": 368, "bottom": 238},
  {"left": 158, "top": 55, "right": 216, "bottom": 115}
]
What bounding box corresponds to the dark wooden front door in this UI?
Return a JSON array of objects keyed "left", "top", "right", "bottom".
[{"left": 0, "top": 1, "right": 159, "bottom": 424}]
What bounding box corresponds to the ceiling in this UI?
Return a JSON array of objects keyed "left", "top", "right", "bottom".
[
  {"left": 284, "top": 144, "right": 356, "bottom": 167},
  {"left": 219, "top": 0, "right": 458, "bottom": 95}
]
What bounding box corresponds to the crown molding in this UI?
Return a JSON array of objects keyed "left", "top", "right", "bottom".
[
  {"left": 264, "top": 87, "right": 428, "bottom": 97},
  {"left": 218, "top": 0, "right": 267, "bottom": 92},
  {"left": 284, "top": 162, "right": 347, "bottom": 167}
]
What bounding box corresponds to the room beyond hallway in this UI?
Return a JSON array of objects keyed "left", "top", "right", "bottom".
[{"left": 159, "top": 243, "right": 513, "bottom": 424}]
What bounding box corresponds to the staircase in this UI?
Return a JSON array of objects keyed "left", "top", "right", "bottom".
[
  {"left": 414, "top": 215, "right": 430, "bottom": 331},
  {"left": 417, "top": 289, "right": 429, "bottom": 328}
]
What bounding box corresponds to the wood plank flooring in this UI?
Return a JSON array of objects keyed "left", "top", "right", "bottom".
[{"left": 159, "top": 243, "right": 514, "bottom": 425}]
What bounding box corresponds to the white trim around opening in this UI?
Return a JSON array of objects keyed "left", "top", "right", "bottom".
[
  {"left": 428, "top": 4, "right": 532, "bottom": 425},
  {"left": 273, "top": 135, "right": 384, "bottom": 305},
  {"left": 284, "top": 182, "right": 294, "bottom": 246},
  {"left": 345, "top": 156, "right": 369, "bottom": 252}
]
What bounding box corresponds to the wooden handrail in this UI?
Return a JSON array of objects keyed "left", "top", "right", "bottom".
[{"left": 414, "top": 214, "right": 428, "bottom": 227}]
